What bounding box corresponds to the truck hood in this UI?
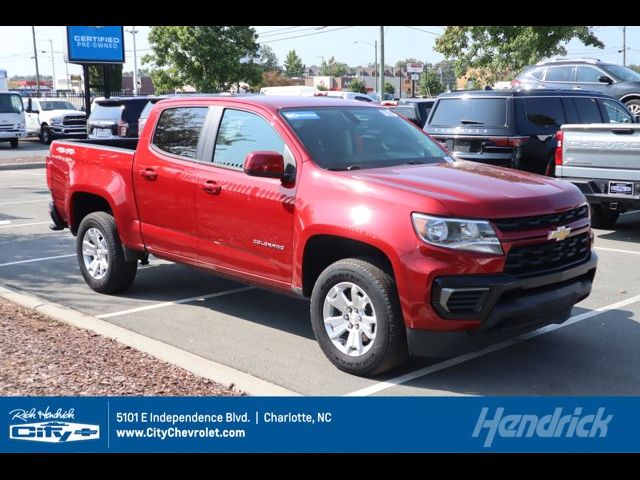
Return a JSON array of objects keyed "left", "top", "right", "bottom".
[
  {"left": 352, "top": 161, "right": 586, "bottom": 219},
  {"left": 40, "top": 110, "right": 85, "bottom": 121}
]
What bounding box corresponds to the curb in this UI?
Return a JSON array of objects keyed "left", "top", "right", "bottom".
[
  {"left": 0, "top": 162, "right": 45, "bottom": 171},
  {"left": 0, "top": 284, "right": 300, "bottom": 397}
]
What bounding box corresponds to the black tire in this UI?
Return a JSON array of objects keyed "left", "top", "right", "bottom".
[
  {"left": 590, "top": 204, "right": 620, "bottom": 229},
  {"left": 310, "top": 258, "right": 408, "bottom": 376},
  {"left": 9, "top": 138, "right": 18, "bottom": 149},
  {"left": 624, "top": 99, "right": 640, "bottom": 119},
  {"left": 40, "top": 126, "right": 52, "bottom": 145},
  {"left": 76, "top": 212, "right": 137, "bottom": 294}
]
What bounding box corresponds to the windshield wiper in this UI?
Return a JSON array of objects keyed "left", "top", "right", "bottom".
[
  {"left": 402, "top": 161, "right": 425, "bottom": 165},
  {"left": 346, "top": 164, "right": 362, "bottom": 171},
  {"left": 326, "top": 165, "right": 362, "bottom": 171},
  {"left": 459, "top": 119, "right": 484, "bottom": 125}
]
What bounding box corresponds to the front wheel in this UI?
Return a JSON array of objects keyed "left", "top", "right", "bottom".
[
  {"left": 9, "top": 138, "right": 18, "bottom": 149},
  {"left": 310, "top": 258, "right": 408, "bottom": 376},
  {"left": 76, "top": 212, "right": 137, "bottom": 294},
  {"left": 624, "top": 99, "right": 640, "bottom": 118},
  {"left": 40, "top": 126, "right": 52, "bottom": 145}
]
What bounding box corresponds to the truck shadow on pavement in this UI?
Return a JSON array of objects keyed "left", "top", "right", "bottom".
[{"left": 596, "top": 211, "right": 640, "bottom": 244}]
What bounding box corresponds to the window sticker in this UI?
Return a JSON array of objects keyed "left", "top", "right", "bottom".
[{"left": 282, "top": 111, "right": 320, "bottom": 120}]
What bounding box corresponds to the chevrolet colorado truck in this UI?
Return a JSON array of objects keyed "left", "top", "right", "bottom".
[
  {"left": 46, "top": 96, "right": 598, "bottom": 375},
  {"left": 555, "top": 123, "right": 640, "bottom": 229}
]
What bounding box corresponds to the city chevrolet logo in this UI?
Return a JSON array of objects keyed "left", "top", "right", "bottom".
[
  {"left": 548, "top": 226, "right": 571, "bottom": 242},
  {"left": 9, "top": 421, "right": 100, "bottom": 443}
]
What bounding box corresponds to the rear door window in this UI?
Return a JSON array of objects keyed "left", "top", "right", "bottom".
[
  {"left": 429, "top": 98, "right": 507, "bottom": 127},
  {"left": 152, "top": 107, "right": 209, "bottom": 159},
  {"left": 573, "top": 97, "right": 603, "bottom": 123},
  {"left": 521, "top": 97, "right": 566, "bottom": 134},
  {"left": 544, "top": 66, "right": 573, "bottom": 82},
  {"left": 600, "top": 98, "right": 634, "bottom": 123}
]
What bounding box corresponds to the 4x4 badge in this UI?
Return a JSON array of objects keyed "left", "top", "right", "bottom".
[{"left": 548, "top": 226, "right": 571, "bottom": 242}]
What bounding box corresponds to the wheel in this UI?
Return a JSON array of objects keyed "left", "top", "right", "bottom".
[
  {"left": 9, "top": 138, "right": 18, "bottom": 149},
  {"left": 76, "top": 212, "right": 138, "bottom": 294},
  {"left": 40, "top": 125, "right": 52, "bottom": 145},
  {"left": 310, "top": 258, "right": 408, "bottom": 376},
  {"left": 624, "top": 99, "right": 640, "bottom": 118},
  {"left": 590, "top": 204, "right": 620, "bottom": 229}
]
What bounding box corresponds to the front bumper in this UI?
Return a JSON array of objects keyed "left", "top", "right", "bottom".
[
  {"left": 407, "top": 253, "right": 597, "bottom": 356},
  {"left": 49, "top": 125, "right": 87, "bottom": 139},
  {"left": 0, "top": 130, "right": 27, "bottom": 139}
]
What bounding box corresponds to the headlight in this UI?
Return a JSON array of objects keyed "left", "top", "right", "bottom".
[
  {"left": 18, "top": 123, "right": 25, "bottom": 129},
  {"left": 51, "top": 116, "right": 63, "bottom": 125},
  {"left": 411, "top": 213, "right": 503, "bottom": 254}
]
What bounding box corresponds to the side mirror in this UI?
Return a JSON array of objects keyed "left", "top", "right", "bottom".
[
  {"left": 598, "top": 75, "right": 613, "bottom": 85},
  {"left": 244, "top": 151, "right": 286, "bottom": 179}
]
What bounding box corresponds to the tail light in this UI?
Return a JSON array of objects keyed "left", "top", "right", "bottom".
[
  {"left": 489, "top": 136, "right": 529, "bottom": 148},
  {"left": 118, "top": 120, "right": 129, "bottom": 137},
  {"left": 511, "top": 79, "right": 521, "bottom": 89},
  {"left": 554, "top": 130, "right": 564, "bottom": 166}
]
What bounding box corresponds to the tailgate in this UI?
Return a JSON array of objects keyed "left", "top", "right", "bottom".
[{"left": 559, "top": 124, "right": 640, "bottom": 179}]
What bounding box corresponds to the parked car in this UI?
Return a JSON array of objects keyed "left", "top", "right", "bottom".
[
  {"left": 23, "top": 98, "right": 86, "bottom": 144},
  {"left": 316, "top": 91, "right": 376, "bottom": 102},
  {"left": 513, "top": 58, "right": 640, "bottom": 117},
  {"left": 137, "top": 97, "right": 170, "bottom": 134},
  {"left": 0, "top": 92, "right": 26, "bottom": 148},
  {"left": 555, "top": 123, "right": 640, "bottom": 228},
  {"left": 47, "top": 96, "right": 597, "bottom": 375},
  {"left": 391, "top": 98, "right": 436, "bottom": 127},
  {"left": 424, "top": 89, "right": 635, "bottom": 175},
  {"left": 87, "top": 97, "right": 156, "bottom": 139}
]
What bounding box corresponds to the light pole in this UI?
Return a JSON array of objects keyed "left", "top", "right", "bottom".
[
  {"left": 126, "top": 26, "right": 139, "bottom": 95},
  {"left": 31, "top": 26, "right": 41, "bottom": 96},
  {"left": 41, "top": 39, "right": 56, "bottom": 92},
  {"left": 354, "top": 40, "right": 377, "bottom": 97}
]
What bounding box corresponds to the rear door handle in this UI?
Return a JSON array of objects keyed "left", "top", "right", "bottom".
[
  {"left": 140, "top": 168, "right": 157, "bottom": 181},
  {"left": 611, "top": 128, "right": 635, "bottom": 135},
  {"left": 201, "top": 180, "right": 221, "bottom": 194}
]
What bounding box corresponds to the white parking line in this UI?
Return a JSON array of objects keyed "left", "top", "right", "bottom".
[
  {"left": 0, "top": 199, "right": 49, "bottom": 206},
  {"left": 96, "top": 286, "right": 254, "bottom": 319},
  {"left": 0, "top": 254, "right": 75, "bottom": 267},
  {"left": 595, "top": 246, "right": 640, "bottom": 256},
  {"left": 345, "top": 293, "right": 640, "bottom": 397},
  {"left": 0, "top": 221, "right": 50, "bottom": 229}
]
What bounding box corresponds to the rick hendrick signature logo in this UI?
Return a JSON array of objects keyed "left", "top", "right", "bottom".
[{"left": 10, "top": 407, "right": 75, "bottom": 423}]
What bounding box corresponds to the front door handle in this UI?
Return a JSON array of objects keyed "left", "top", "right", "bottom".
[
  {"left": 201, "top": 180, "right": 221, "bottom": 195},
  {"left": 140, "top": 168, "right": 157, "bottom": 181}
]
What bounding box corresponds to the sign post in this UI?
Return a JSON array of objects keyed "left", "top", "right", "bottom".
[
  {"left": 406, "top": 63, "right": 424, "bottom": 99},
  {"left": 64, "top": 26, "right": 125, "bottom": 115}
]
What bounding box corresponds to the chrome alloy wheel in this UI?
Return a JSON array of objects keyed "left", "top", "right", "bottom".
[
  {"left": 82, "top": 227, "right": 110, "bottom": 280},
  {"left": 627, "top": 102, "right": 640, "bottom": 116},
  {"left": 322, "top": 282, "right": 377, "bottom": 356}
]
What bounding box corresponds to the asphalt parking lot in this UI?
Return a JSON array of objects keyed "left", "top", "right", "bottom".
[{"left": 1, "top": 164, "right": 640, "bottom": 396}]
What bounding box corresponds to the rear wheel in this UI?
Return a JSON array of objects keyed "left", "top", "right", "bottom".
[
  {"left": 9, "top": 139, "right": 18, "bottom": 149},
  {"left": 76, "top": 212, "right": 138, "bottom": 293},
  {"left": 590, "top": 204, "right": 620, "bottom": 229},
  {"left": 310, "top": 258, "right": 408, "bottom": 376}
]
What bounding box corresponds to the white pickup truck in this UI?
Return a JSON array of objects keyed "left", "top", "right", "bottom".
[
  {"left": 24, "top": 98, "right": 87, "bottom": 144},
  {"left": 556, "top": 123, "right": 640, "bottom": 228}
]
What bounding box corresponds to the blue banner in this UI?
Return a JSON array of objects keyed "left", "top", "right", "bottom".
[
  {"left": 65, "top": 26, "right": 125, "bottom": 64},
  {"left": 0, "top": 397, "right": 637, "bottom": 453}
]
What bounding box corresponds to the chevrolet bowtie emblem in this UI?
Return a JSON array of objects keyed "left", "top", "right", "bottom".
[{"left": 548, "top": 226, "right": 571, "bottom": 242}]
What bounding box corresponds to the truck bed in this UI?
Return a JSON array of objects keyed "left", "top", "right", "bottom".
[{"left": 59, "top": 137, "right": 139, "bottom": 151}]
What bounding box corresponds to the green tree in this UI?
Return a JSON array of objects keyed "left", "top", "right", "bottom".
[
  {"left": 88, "top": 64, "right": 123, "bottom": 92},
  {"left": 419, "top": 70, "right": 445, "bottom": 97},
  {"left": 143, "top": 26, "right": 261, "bottom": 93},
  {"left": 384, "top": 82, "right": 395, "bottom": 94},
  {"left": 435, "top": 26, "right": 604, "bottom": 80},
  {"left": 258, "top": 45, "right": 279, "bottom": 72},
  {"left": 250, "top": 70, "right": 294, "bottom": 91},
  {"left": 284, "top": 50, "right": 305, "bottom": 77},
  {"left": 349, "top": 79, "right": 367, "bottom": 93},
  {"left": 320, "top": 57, "right": 348, "bottom": 77}
]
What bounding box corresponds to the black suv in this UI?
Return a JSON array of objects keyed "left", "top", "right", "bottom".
[
  {"left": 513, "top": 58, "right": 640, "bottom": 117},
  {"left": 423, "top": 89, "right": 636, "bottom": 175},
  {"left": 87, "top": 96, "right": 158, "bottom": 139},
  {"left": 390, "top": 98, "right": 436, "bottom": 127}
]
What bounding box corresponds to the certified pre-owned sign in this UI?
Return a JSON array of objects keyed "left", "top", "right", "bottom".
[{"left": 9, "top": 407, "right": 100, "bottom": 443}]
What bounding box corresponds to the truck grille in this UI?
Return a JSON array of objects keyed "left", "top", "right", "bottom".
[
  {"left": 0, "top": 124, "right": 17, "bottom": 131},
  {"left": 504, "top": 232, "right": 590, "bottom": 276},
  {"left": 493, "top": 205, "right": 589, "bottom": 233},
  {"left": 63, "top": 116, "right": 86, "bottom": 127}
]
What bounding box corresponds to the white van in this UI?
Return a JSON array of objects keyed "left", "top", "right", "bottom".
[
  {"left": 0, "top": 92, "right": 27, "bottom": 149},
  {"left": 260, "top": 85, "right": 318, "bottom": 96}
]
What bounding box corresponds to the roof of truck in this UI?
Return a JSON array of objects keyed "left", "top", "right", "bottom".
[{"left": 155, "top": 95, "right": 379, "bottom": 111}]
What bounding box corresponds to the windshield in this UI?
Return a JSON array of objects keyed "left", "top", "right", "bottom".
[
  {"left": 0, "top": 94, "right": 24, "bottom": 114},
  {"left": 39, "top": 101, "right": 78, "bottom": 111},
  {"left": 429, "top": 97, "right": 507, "bottom": 127},
  {"left": 600, "top": 64, "right": 640, "bottom": 82},
  {"left": 281, "top": 106, "right": 450, "bottom": 171}
]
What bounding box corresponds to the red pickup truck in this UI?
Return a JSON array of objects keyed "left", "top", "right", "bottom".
[{"left": 46, "top": 96, "right": 597, "bottom": 375}]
